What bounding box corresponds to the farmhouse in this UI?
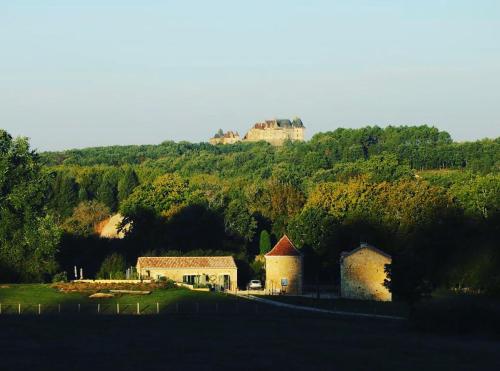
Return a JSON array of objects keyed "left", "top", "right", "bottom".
[
  {"left": 136, "top": 256, "right": 237, "bottom": 291},
  {"left": 340, "top": 243, "right": 392, "bottom": 302},
  {"left": 265, "top": 235, "right": 303, "bottom": 295}
]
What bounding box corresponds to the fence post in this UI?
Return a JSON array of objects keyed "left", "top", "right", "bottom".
[
  {"left": 117, "top": 303, "right": 120, "bottom": 315},
  {"left": 18, "top": 303, "right": 21, "bottom": 315},
  {"left": 38, "top": 304, "right": 41, "bottom": 315},
  {"left": 156, "top": 302, "right": 159, "bottom": 314},
  {"left": 136, "top": 302, "right": 140, "bottom": 315},
  {"left": 58, "top": 304, "right": 61, "bottom": 314},
  {"left": 97, "top": 303, "right": 100, "bottom": 314},
  {"left": 78, "top": 304, "right": 81, "bottom": 313}
]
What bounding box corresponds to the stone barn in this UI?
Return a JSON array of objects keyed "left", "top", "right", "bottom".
[
  {"left": 265, "top": 235, "right": 303, "bottom": 295},
  {"left": 340, "top": 243, "right": 392, "bottom": 301},
  {"left": 136, "top": 256, "right": 237, "bottom": 292}
]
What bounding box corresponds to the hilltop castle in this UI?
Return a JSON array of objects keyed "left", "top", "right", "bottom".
[{"left": 209, "top": 117, "right": 305, "bottom": 146}]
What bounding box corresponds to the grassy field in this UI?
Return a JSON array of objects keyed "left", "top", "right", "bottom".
[
  {"left": 257, "top": 295, "right": 410, "bottom": 317},
  {"left": 1, "top": 284, "right": 499, "bottom": 370},
  {"left": 0, "top": 283, "right": 240, "bottom": 315}
]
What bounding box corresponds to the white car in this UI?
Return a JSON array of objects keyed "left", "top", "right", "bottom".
[{"left": 248, "top": 280, "right": 263, "bottom": 290}]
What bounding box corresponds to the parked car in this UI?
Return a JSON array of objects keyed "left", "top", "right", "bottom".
[{"left": 247, "top": 280, "right": 263, "bottom": 290}]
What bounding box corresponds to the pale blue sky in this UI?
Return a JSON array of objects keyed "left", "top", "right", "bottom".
[{"left": 1, "top": 0, "right": 499, "bottom": 150}]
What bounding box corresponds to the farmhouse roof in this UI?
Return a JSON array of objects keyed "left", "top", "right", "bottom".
[
  {"left": 136, "top": 256, "right": 237, "bottom": 269},
  {"left": 340, "top": 243, "right": 391, "bottom": 260},
  {"left": 265, "top": 235, "right": 301, "bottom": 257}
]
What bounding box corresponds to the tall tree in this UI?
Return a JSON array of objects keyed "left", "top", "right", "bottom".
[
  {"left": 48, "top": 172, "right": 78, "bottom": 217},
  {"left": 0, "top": 130, "right": 61, "bottom": 282},
  {"left": 117, "top": 167, "right": 139, "bottom": 204},
  {"left": 96, "top": 171, "right": 118, "bottom": 211},
  {"left": 259, "top": 230, "right": 272, "bottom": 255}
]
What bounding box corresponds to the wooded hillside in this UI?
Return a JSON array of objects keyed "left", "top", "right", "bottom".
[{"left": 1, "top": 126, "right": 499, "bottom": 298}]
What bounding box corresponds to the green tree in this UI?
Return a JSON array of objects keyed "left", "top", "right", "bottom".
[
  {"left": 117, "top": 167, "right": 139, "bottom": 204},
  {"left": 224, "top": 200, "right": 257, "bottom": 242},
  {"left": 0, "top": 130, "right": 61, "bottom": 282},
  {"left": 450, "top": 174, "right": 500, "bottom": 219},
  {"left": 97, "top": 253, "right": 126, "bottom": 279},
  {"left": 96, "top": 171, "right": 118, "bottom": 211},
  {"left": 63, "top": 200, "right": 111, "bottom": 236},
  {"left": 259, "top": 230, "right": 272, "bottom": 255},
  {"left": 121, "top": 173, "right": 190, "bottom": 217},
  {"left": 48, "top": 172, "right": 78, "bottom": 217}
]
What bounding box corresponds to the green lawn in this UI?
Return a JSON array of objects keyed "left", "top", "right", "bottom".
[
  {"left": 257, "top": 295, "right": 410, "bottom": 317},
  {"left": 0, "top": 284, "right": 238, "bottom": 314}
]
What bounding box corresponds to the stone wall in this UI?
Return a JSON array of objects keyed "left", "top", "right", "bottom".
[
  {"left": 340, "top": 248, "right": 391, "bottom": 301},
  {"left": 265, "top": 256, "right": 303, "bottom": 295},
  {"left": 244, "top": 126, "right": 305, "bottom": 146}
]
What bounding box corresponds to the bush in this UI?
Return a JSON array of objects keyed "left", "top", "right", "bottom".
[
  {"left": 52, "top": 271, "right": 68, "bottom": 283},
  {"left": 158, "top": 278, "right": 176, "bottom": 289},
  {"left": 97, "top": 253, "right": 126, "bottom": 279}
]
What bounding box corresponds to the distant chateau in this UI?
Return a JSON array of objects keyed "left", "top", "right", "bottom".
[{"left": 209, "top": 117, "right": 305, "bottom": 146}]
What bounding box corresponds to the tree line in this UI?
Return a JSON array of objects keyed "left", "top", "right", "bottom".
[{"left": 1, "top": 126, "right": 499, "bottom": 300}]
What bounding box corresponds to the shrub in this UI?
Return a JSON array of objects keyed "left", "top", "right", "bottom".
[
  {"left": 158, "top": 278, "right": 177, "bottom": 289},
  {"left": 97, "top": 253, "right": 126, "bottom": 279},
  {"left": 52, "top": 271, "right": 68, "bottom": 283}
]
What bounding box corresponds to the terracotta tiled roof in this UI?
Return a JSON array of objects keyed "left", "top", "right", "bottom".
[
  {"left": 265, "top": 235, "right": 301, "bottom": 257},
  {"left": 136, "top": 256, "right": 237, "bottom": 269}
]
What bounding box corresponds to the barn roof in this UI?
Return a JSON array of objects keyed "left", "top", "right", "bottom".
[
  {"left": 265, "top": 235, "right": 301, "bottom": 257},
  {"left": 136, "top": 256, "right": 237, "bottom": 269},
  {"left": 340, "top": 243, "right": 391, "bottom": 260}
]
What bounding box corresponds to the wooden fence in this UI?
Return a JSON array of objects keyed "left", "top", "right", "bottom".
[{"left": 0, "top": 301, "right": 285, "bottom": 316}]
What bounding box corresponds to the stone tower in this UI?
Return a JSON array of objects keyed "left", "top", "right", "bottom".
[
  {"left": 264, "top": 235, "right": 303, "bottom": 295},
  {"left": 340, "top": 243, "right": 392, "bottom": 301}
]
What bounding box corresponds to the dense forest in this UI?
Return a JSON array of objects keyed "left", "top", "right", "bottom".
[{"left": 1, "top": 126, "right": 499, "bottom": 300}]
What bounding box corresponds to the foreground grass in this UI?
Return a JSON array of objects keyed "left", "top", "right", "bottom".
[
  {"left": 1, "top": 313, "right": 499, "bottom": 371},
  {"left": 258, "top": 295, "right": 410, "bottom": 317}
]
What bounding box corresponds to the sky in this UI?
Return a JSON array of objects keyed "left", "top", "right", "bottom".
[{"left": 1, "top": 0, "right": 499, "bottom": 151}]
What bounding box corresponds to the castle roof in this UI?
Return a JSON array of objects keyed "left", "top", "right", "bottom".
[
  {"left": 136, "top": 256, "right": 237, "bottom": 269},
  {"left": 265, "top": 235, "right": 302, "bottom": 257}
]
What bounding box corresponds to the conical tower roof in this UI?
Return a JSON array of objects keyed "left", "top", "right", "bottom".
[{"left": 265, "top": 235, "right": 301, "bottom": 256}]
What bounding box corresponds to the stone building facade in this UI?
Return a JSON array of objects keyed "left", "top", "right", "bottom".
[
  {"left": 136, "top": 256, "right": 237, "bottom": 292},
  {"left": 209, "top": 130, "right": 241, "bottom": 145},
  {"left": 209, "top": 118, "right": 305, "bottom": 146},
  {"left": 265, "top": 235, "right": 303, "bottom": 295},
  {"left": 243, "top": 118, "right": 305, "bottom": 146},
  {"left": 340, "top": 244, "right": 392, "bottom": 301}
]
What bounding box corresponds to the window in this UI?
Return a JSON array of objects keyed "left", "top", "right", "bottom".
[
  {"left": 183, "top": 275, "right": 197, "bottom": 284},
  {"left": 281, "top": 278, "right": 288, "bottom": 287}
]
